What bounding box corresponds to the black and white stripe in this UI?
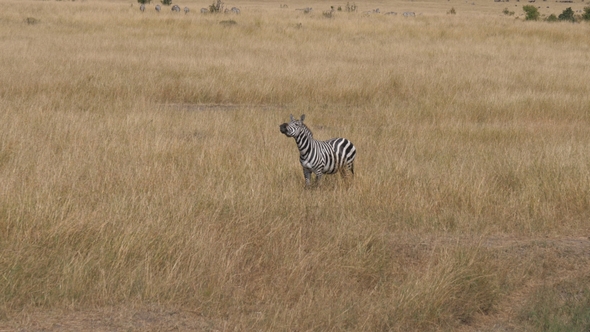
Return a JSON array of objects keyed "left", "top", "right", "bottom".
[{"left": 280, "top": 114, "right": 356, "bottom": 186}]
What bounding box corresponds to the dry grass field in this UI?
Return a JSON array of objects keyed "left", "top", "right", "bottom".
[{"left": 1, "top": 0, "right": 590, "bottom": 330}]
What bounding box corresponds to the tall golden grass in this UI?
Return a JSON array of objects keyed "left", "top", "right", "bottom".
[{"left": 1, "top": 0, "right": 590, "bottom": 330}]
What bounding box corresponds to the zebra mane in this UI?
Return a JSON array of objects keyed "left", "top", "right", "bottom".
[{"left": 298, "top": 121, "right": 313, "bottom": 138}]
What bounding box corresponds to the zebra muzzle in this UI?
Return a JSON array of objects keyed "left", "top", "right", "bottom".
[{"left": 279, "top": 123, "right": 289, "bottom": 135}]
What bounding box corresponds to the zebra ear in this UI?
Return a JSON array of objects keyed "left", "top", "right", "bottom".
[
  {"left": 300, "top": 114, "right": 305, "bottom": 122},
  {"left": 290, "top": 114, "right": 295, "bottom": 122}
]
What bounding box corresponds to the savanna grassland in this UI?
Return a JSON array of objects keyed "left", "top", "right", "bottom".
[{"left": 1, "top": 0, "right": 590, "bottom": 330}]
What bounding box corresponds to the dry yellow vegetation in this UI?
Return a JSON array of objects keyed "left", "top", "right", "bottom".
[{"left": 1, "top": 0, "right": 590, "bottom": 330}]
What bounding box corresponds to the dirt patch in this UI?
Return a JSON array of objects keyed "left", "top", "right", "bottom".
[
  {"left": 481, "top": 235, "right": 590, "bottom": 251},
  {"left": 0, "top": 305, "right": 221, "bottom": 332},
  {"left": 163, "top": 103, "right": 282, "bottom": 112}
]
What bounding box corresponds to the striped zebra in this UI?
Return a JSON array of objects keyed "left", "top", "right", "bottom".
[
  {"left": 403, "top": 11, "right": 415, "bottom": 17},
  {"left": 296, "top": 7, "right": 313, "bottom": 14},
  {"left": 155, "top": 4, "right": 161, "bottom": 12},
  {"left": 171, "top": 5, "right": 180, "bottom": 12},
  {"left": 184, "top": 7, "right": 190, "bottom": 14},
  {"left": 139, "top": 3, "right": 145, "bottom": 12},
  {"left": 280, "top": 115, "right": 356, "bottom": 186}
]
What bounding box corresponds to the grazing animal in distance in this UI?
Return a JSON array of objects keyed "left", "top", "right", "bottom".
[
  {"left": 140, "top": 3, "right": 145, "bottom": 12},
  {"left": 171, "top": 4, "right": 180, "bottom": 12},
  {"left": 280, "top": 114, "right": 356, "bottom": 187},
  {"left": 184, "top": 7, "right": 190, "bottom": 14},
  {"left": 155, "top": 4, "right": 161, "bottom": 12}
]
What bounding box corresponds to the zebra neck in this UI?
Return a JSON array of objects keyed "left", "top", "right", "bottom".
[{"left": 295, "top": 131, "right": 313, "bottom": 158}]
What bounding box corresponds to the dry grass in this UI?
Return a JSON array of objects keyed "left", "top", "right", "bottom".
[{"left": 1, "top": 0, "right": 590, "bottom": 330}]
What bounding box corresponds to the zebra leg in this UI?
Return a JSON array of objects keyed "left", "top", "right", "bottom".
[
  {"left": 314, "top": 172, "right": 323, "bottom": 187},
  {"left": 339, "top": 163, "right": 354, "bottom": 188},
  {"left": 303, "top": 168, "right": 312, "bottom": 186},
  {"left": 339, "top": 162, "right": 354, "bottom": 178},
  {"left": 339, "top": 167, "right": 348, "bottom": 178}
]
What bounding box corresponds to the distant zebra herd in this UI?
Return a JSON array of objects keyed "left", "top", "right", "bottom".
[
  {"left": 138, "top": 4, "right": 416, "bottom": 17},
  {"left": 138, "top": 3, "right": 239, "bottom": 15},
  {"left": 363, "top": 9, "right": 416, "bottom": 16}
]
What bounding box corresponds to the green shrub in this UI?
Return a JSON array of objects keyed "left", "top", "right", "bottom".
[
  {"left": 523, "top": 5, "right": 539, "bottom": 21},
  {"left": 161, "top": 0, "right": 171, "bottom": 5},
  {"left": 583, "top": 7, "right": 590, "bottom": 21},
  {"left": 219, "top": 20, "right": 236, "bottom": 26},
  {"left": 25, "top": 17, "right": 39, "bottom": 25},
  {"left": 558, "top": 7, "right": 575, "bottom": 22},
  {"left": 137, "top": 0, "right": 151, "bottom": 4},
  {"left": 503, "top": 8, "right": 515, "bottom": 16},
  {"left": 546, "top": 14, "right": 558, "bottom": 22}
]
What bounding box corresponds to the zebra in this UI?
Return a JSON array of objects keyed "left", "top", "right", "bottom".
[
  {"left": 155, "top": 4, "right": 161, "bottom": 12},
  {"left": 140, "top": 3, "right": 145, "bottom": 12},
  {"left": 184, "top": 6, "right": 190, "bottom": 14},
  {"left": 171, "top": 4, "right": 180, "bottom": 12},
  {"left": 200, "top": 8, "right": 209, "bottom": 14},
  {"left": 231, "top": 7, "right": 240, "bottom": 14},
  {"left": 280, "top": 114, "right": 356, "bottom": 187},
  {"left": 402, "top": 11, "right": 415, "bottom": 17},
  {"left": 296, "top": 7, "right": 312, "bottom": 14}
]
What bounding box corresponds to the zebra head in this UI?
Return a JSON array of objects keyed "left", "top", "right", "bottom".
[{"left": 280, "top": 114, "right": 307, "bottom": 138}]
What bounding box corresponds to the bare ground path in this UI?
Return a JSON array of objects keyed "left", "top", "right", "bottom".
[{"left": 0, "top": 305, "right": 217, "bottom": 332}]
